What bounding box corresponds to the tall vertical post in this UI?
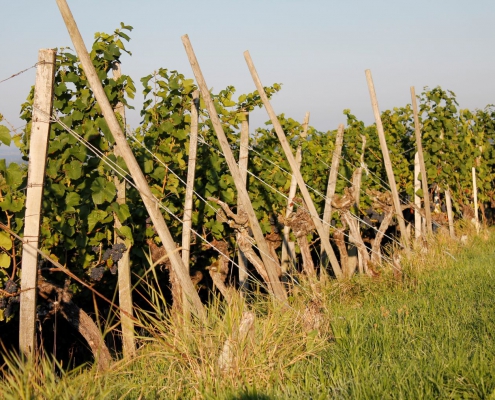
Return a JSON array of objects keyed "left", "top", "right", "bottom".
[
  {"left": 445, "top": 187, "right": 455, "bottom": 238},
  {"left": 365, "top": 70, "right": 410, "bottom": 246},
  {"left": 112, "top": 63, "right": 135, "bottom": 358},
  {"left": 19, "top": 49, "right": 56, "bottom": 356},
  {"left": 281, "top": 112, "right": 309, "bottom": 276},
  {"left": 237, "top": 112, "right": 250, "bottom": 291},
  {"left": 414, "top": 152, "right": 422, "bottom": 239},
  {"left": 182, "top": 90, "right": 199, "bottom": 271},
  {"left": 56, "top": 0, "right": 205, "bottom": 319},
  {"left": 472, "top": 167, "right": 480, "bottom": 232},
  {"left": 244, "top": 51, "right": 342, "bottom": 279},
  {"left": 410, "top": 86, "right": 433, "bottom": 235},
  {"left": 321, "top": 124, "right": 345, "bottom": 262}
]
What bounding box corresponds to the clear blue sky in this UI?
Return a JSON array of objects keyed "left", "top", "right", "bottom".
[{"left": 1, "top": 0, "right": 494, "bottom": 160}]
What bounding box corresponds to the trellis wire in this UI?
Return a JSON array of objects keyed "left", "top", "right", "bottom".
[
  {"left": 195, "top": 132, "right": 397, "bottom": 267},
  {"left": 0, "top": 61, "right": 53, "bottom": 85},
  {"left": 43, "top": 110, "right": 273, "bottom": 293},
  {"left": 223, "top": 132, "right": 404, "bottom": 250}
]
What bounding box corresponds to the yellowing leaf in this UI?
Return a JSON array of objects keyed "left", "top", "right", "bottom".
[{"left": 0, "top": 231, "right": 12, "bottom": 251}]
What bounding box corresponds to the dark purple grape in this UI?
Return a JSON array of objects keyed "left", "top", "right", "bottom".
[
  {"left": 5, "top": 280, "right": 17, "bottom": 294},
  {"left": 92, "top": 246, "right": 100, "bottom": 253},
  {"left": 90, "top": 267, "right": 105, "bottom": 281},
  {"left": 113, "top": 243, "right": 127, "bottom": 253},
  {"left": 109, "top": 265, "right": 117, "bottom": 275},
  {"left": 102, "top": 249, "right": 112, "bottom": 261},
  {"left": 111, "top": 251, "right": 123, "bottom": 262},
  {"left": 0, "top": 297, "right": 6, "bottom": 309},
  {"left": 4, "top": 302, "right": 14, "bottom": 319}
]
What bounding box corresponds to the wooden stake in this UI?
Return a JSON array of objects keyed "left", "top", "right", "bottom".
[
  {"left": 472, "top": 167, "right": 480, "bottom": 232},
  {"left": 365, "top": 70, "right": 409, "bottom": 246},
  {"left": 347, "top": 135, "right": 366, "bottom": 276},
  {"left": 182, "top": 90, "right": 199, "bottom": 271},
  {"left": 244, "top": 51, "right": 342, "bottom": 279},
  {"left": 112, "top": 63, "right": 135, "bottom": 358},
  {"left": 281, "top": 112, "right": 309, "bottom": 276},
  {"left": 181, "top": 35, "right": 287, "bottom": 301},
  {"left": 410, "top": 86, "right": 433, "bottom": 235},
  {"left": 445, "top": 187, "right": 455, "bottom": 238},
  {"left": 19, "top": 48, "right": 56, "bottom": 357},
  {"left": 321, "top": 124, "right": 344, "bottom": 262},
  {"left": 56, "top": 0, "right": 205, "bottom": 320},
  {"left": 414, "top": 152, "right": 422, "bottom": 239},
  {"left": 237, "top": 113, "right": 250, "bottom": 291}
]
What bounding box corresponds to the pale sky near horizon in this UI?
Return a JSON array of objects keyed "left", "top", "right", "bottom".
[{"left": 0, "top": 0, "right": 494, "bottom": 160}]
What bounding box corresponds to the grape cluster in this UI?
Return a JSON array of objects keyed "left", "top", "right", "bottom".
[
  {"left": 90, "top": 243, "right": 127, "bottom": 280},
  {"left": 364, "top": 208, "right": 385, "bottom": 225},
  {"left": 1, "top": 280, "right": 19, "bottom": 319},
  {"left": 90, "top": 266, "right": 105, "bottom": 281},
  {"left": 3, "top": 298, "right": 19, "bottom": 319},
  {"left": 5, "top": 279, "right": 17, "bottom": 294},
  {"left": 101, "top": 243, "right": 127, "bottom": 263}
]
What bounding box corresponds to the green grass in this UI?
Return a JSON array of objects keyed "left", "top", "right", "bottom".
[{"left": 2, "top": 229, "right": 495, "bottom": 399}]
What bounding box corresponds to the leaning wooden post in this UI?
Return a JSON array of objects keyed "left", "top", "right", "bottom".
[
  {"left": 181, "top": 35, "right": 287, "bottom": 301},
  {"left": 112, "top": 63, "right": 135, "bottom": 358},
  {"left": 281, "top": 112, "right": 309, "bottom": 276},
  {"left": 19, "top": 48, "right": 57, "bottom": 357},
  {"left": 414, "top": 152, "right": 422, "bottom": 239},
  {"left": 365, "top": 70, "right": 410, "bottom": 246},
  {"left": 237, "top": 112, "right": 250, "bottom": 291},
  {"left": 244, "top": 51, "right": 343, "bottom": 279},
  {"left": 182, "top": 90, "right": 199, "bottom": 272},
  {"left": 56, "top": 0, "right": 205, "bottom": 320},
  {"left": 472, "top": 167, "right": 480, "bottom": 232},
  {"left": 410, "top": 86, "right": 433, "bottom": 235},
  {"left": 321, "top": 124, "right": 344, "bottom": 264},
  {"left": 445, "top": 187, "right": 455, "bottom": 238}
]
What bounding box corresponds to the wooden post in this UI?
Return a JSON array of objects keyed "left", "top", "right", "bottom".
[
  {"left": 181, "top": 35, "right": 287, "bottom": 301},
  {"left": 182, "top": 90, "right": 199, "bottom": 271},
  {"left": 56, "top": 0, "right": 205, "bottom": 320},
  {"left": 472, "top": 167, "right": 480, "bottom": 232},
  {"left": 410, "top": 86, "right": 433, "bottom": 235},
  {"left": 347, "top": 135, "right": 366, "bottom": 276},
  {"left": 19, "top": 48, "right": 57, "bottom": 356},
  {"left": 112, "top": 63, "right": 135, "bottom": 358},
  {"left": 237, "top": 112, "right": 250, "bottom": 291},
  {"left": 445, "top": 187, "right": 455, "bottom": 238},
  {"left": 281, "top": 112, "right": 309, "bottom": 276},
  {"left": 414, "top": 152, "right": 422, "bottom": 239},
  {"left": 244, "top": 51, "right": 343, "bottom": 279},
  {"left": 365, "top": 70, "right": 410, "bottom": 246},
  {"left": 321, "top": 124, "right": 344, "bottom": 262}
]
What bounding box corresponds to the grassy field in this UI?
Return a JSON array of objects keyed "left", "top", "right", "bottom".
[{"left": 1, "top": 228, "right": 495, "bottom": 399}]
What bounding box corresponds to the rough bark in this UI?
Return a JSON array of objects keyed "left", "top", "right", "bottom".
[
  {"left": 281, "top": 198, "right": 316, "bottom": 277},
  {"left": 37, "top": 277, "right": 112, "bottom": 371},
  {"left": 206, "top": 239, "right": 235, "bottom": 305},
  {"left": 208, "top": 197, "right": 279, "bottom": 283}
]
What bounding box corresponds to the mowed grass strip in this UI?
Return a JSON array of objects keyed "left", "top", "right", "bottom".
[{"left": 282, "top": 232, "right": 495, "bottom": 400}]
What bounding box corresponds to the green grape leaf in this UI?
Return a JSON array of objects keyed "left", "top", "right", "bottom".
[
  {"left": 87, "top": 209, "right": 109, "bottom": 233},
  {"left": 0, "top": 231, "right": 12, "bottom": 251},
  {"left": 0, "top": 125, "right": 11, "bottom": 146},
  {"left": 91, "top": 177, "right": 116, "bottom": 205},
  {"left": 0, "top": 253, "right": 11, "bottom": 268}
]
